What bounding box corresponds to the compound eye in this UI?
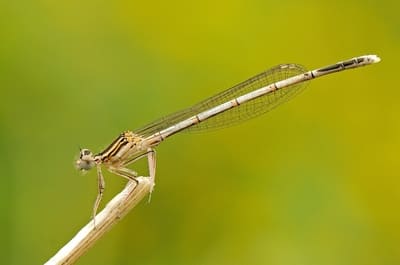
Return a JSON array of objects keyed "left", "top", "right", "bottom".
[
  {"left": 83, "top": 149, "right": 91, "bottom": 156},
  {"left": 79, "top": 149, "right": 92, "bottom": 158}
]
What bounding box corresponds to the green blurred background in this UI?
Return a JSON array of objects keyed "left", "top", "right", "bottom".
[{"left": 0, "top": 0, "right": 398, "bottom": 264}]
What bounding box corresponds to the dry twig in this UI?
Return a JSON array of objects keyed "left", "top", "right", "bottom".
[{"left": 45, "top": 177, "right": 154, "bottom": 265}]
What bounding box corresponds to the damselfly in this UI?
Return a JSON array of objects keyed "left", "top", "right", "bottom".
[{"left": 76, "top": 55, "right": 380, "bottom": 220}]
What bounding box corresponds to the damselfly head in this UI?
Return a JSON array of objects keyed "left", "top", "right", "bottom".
[{"left": 76, "top": 148, "right": 95, "bottom": 171}]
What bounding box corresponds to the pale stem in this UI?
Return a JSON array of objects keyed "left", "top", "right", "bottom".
[{"left": 45, "top": 177, "right": 154, "bottom": 265}]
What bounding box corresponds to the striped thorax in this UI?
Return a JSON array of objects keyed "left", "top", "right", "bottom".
[{"left": 76, "top": 131, "right": 147, "bottom": 171}]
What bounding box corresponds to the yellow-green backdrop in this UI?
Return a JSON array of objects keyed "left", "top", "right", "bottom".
[{"left": 0, "top": 1, "right": 398, "bottom": 264}]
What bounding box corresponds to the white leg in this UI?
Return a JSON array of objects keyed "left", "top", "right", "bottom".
[
  {"left": 110, "top": 148, "right": 156, "bottom": 201},
  {"left": 108, "top": 166, "right": 139, "bottom": 183},
  {"left": 146, "top": 148, "right": 156, "bottom": 202},
  {"left": 93, "top": 165, "right": 105, "bottom": 227},
  {"left": 120, "top": 148, "right": 156, "bottom": 189},
  {"left": 147, "top": 148, "right": 156, "bottom": 192}
]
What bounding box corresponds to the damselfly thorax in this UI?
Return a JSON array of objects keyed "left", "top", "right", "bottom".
[{"left": 96, "top": 131, "right": 148, "bottom": 165}]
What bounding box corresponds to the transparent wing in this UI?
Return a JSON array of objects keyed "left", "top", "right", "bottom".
[{"left": 135, "top": 64, "right": 308, "bottom": 137}]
